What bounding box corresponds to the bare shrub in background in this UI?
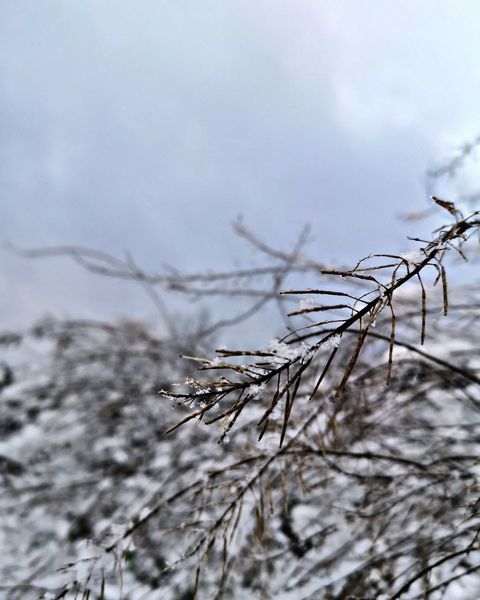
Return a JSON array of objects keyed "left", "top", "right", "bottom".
[{"left": 1, "top": 149, "right": 480, "bottom": 599}]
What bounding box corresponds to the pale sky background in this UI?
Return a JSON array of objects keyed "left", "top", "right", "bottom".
[{"left": 1, "top": 1, "right": 480, "bottom": 338}]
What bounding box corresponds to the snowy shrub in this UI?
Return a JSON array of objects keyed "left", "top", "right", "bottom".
[{"left": 1, "top": 195, "right": 480, "bottom": 599}]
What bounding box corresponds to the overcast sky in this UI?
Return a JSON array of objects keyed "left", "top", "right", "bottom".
[{"left": 1, "top": 1, "right": 480, "bottom": 335}]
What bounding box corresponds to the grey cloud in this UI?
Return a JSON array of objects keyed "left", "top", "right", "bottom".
[{"left": 1, "top": 1, "right": 479, "bottom": 331}]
